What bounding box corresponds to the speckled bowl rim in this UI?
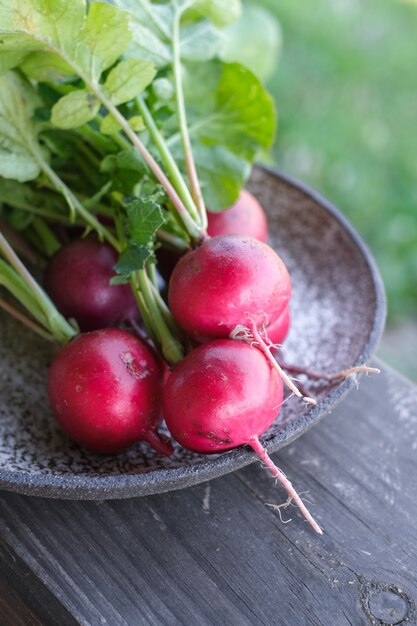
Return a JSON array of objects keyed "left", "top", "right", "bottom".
[{"left": 0, "top": 166, "right": 387, "bottom": 499}]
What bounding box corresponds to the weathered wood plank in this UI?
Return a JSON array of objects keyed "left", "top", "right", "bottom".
[
  {"left": 0, "top": 364, "right": 416, "bottom": 626},
  {"left": 0, "top": 537, "right": 77, "bottom": 626}
]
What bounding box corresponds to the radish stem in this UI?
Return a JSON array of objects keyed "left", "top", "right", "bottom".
[
  {"left": 0, "top": 297, "right": 55, "bottom": 342},
  {"left": 136, "top": 96, "right": 200, "bottom": 224},
  {"left": 172, "top": 9, "right": 207, "bottom": 230}
]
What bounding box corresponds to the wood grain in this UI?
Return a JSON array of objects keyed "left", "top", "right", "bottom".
[{"left": 0, "top": 364, "right": 416, "bottom": 626}]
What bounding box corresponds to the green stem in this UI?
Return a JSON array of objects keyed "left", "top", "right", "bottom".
[
  {"left": 0, "top": 297, "right": 55, "bottom": 342},
  {"left": 172, "top": 7, "right": 208, "bottom": 230},
  {"left": 148, "top": 279, "right": 182, "bottom": 338},
  {"left": 136, "top": 269, "right": 184, "bottom": 365},
  {"left": 136, "top": 96, "right": 200, "bottom": 223},
  {"left": 0, "top": 251, "right": 75, "bottom": 344},
  {"left": 0, "top": 258, "right": 50, "bottom": 329},
  {"left": 0, "top": 219, "right": 44, "bottom": 266},
  {"left": 157, "top": 229, "right": 189, "bottom": 252},
  {"left": 147, "top": 261, "right": 158, "bottom": 289},
  {"left": 129, "top": 276, "right": 159, "bottom": 347},
  {"left": 31, "top": 218, "right": 61, "bottom": 257},
  {"left": 36, "top": 156, "right": 121, "bottom": 252},
  {"left": 95, "top": 91, "right": 202, "bottom": 241}
]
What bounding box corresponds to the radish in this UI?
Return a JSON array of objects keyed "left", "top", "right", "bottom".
[
  {"left": 48, "top": 328, "right": 171, "bottom": 455},
  {"left": 264, "top": 306, "right": 291, "bottom": 346},
  {"left": 207, "top": 190, "right": 268, "bottom": 242},
  {"left": 163, "top": 339, "right": 322, "bottom": 533},
  {"left": 45, "top": 239, "right": 138, "bottom": 332},
  {"left": 168, "top": 235, "right": 291, "bottom": 340}
]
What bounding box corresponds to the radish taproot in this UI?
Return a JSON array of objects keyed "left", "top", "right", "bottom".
[
  {"left": 45, "top": 239, "right": 138, "bottom": 332},
  {"left": 48, "top": 328, "right": 171, "bottom": 455},
  {"left": 207, "top": 190, "right": 268, "bottom": 242},
  {"left": 163, "top": 339, "right": 322, "bottom": 533},
  {"left": 168, "top": 235, "right": 291, "bottom": 340}
]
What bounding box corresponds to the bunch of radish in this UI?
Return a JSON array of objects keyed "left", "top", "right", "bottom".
[{"left": 0, "top": 0, "right": 378, "bottom": 534}]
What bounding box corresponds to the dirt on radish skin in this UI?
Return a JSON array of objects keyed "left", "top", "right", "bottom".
[
  {"left": 163, "top": 339, "right": 322, "bottom": 533},
  {"left": 45, "top": 239, "right": 138, "bottom": 332},
  {"left": 168, "top": 235, "right": 291, "bottom": 340},
  {"left": 48, "top": 328, "right": 172, "bottom": 455},
  {"left": 207, "top": 190, "right": 269, "bottom": 242}
]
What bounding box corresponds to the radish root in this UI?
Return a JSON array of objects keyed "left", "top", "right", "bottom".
[
  {"left": 249, "top": 436, "right": 323, "bottom": 534},
  {"left": 230, "top": 322, "right": 317, "bottom": 405}
]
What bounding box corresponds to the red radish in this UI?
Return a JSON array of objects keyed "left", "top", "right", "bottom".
[
  {"left": 264, "top": 306, "right": 291, "bottom": 346},
  {"left": 168, "top": 235, "right": 291, "bottom": 340},
  {"left": 163, "top": 339, "right": 322, "bottom": 533},
  {"left": 48, "top": 328, "right": 171, "bottom": 455},
  {"left": 45, "top": 239, "right": 138, "bottom": 332},
  {"left": 207, "top": 190, "right": 268, "bottom": 242}
]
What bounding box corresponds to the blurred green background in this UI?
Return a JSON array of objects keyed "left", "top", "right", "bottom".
[{"left": 236, "top": 0, "right": 417, "bottom": 379}]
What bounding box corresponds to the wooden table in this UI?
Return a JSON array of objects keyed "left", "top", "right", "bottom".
[{"left": 0, "top": 363, "right": 416, "bottom": 626}]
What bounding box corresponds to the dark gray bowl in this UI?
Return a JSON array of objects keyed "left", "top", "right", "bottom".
[{"left": 0, "top": 167, "right": 386, "bottom": 499}]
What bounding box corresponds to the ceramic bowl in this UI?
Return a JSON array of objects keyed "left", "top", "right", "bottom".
[{"left": 0, "top": 166, "right": 386, "bottom": 499}]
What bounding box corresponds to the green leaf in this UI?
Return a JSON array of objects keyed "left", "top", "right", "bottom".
[
  {"left": 220, "top": 5, "right": 282, "bottom": 82},
  {"left": 20, "top": 51, "right": 74, "bottom": 82},
  {"left": 127, "top": 21, "right": 172, "bottom": 67},
  {"left": 109, "top": 274, "right": 130, "bottom": 285},
  {"left": 152, "top": 78, "right": 174, "bottom": 102},
  {"left": 0, "top": 72, "right": 44, "bottom": 182},
  {"left": 104, "top": 59, "right": 156, "bottom": 106},
  {"left": 114, "top": 243, "right": 151, "bottom": 275},
  {"left": 181, "top": 60, "right": 276, "bottom": 160},
  {"left": 101, "top": 148, "right": 147, "bottom": 174},
  {"left": 109, "top": 0, "right": 173, "bottom": 39},
  {"left": 190, "top": 0, "right": 241, "bottom": 27},
  {"left": 190, "top": 144, "right": 250, "bottom": 211},
  {"left": 51, "top": 90, "right": 100, "bottom": 129},
  {"left": 129, "top": 116, "right": 145, "bottom": 132},
  {"left": 75, "top": 2, "right": 132, "bottom": 81},
  {"left": 0, "top": 50, "right": 28, "bottom": 75},
  {"left": 0, "top": 1, "right": 132, "bottom": 83},
  {"left": 0, "top": 178, "right": 37, "bottom": 209},
  {"left": 0, "top": 0, "right": 86, "bottom": 59},
  {"left": 126, "top": 194, "right": 166, "bottom": 246},
  {"left": 180, "top": 21, "right": 222, "bottom": 61},
  {"left": 100, "top": 114, "right": 122, "bottom": 136}
]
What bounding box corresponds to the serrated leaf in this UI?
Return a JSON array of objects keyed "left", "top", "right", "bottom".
[
  {"left": 51, "top": 90, "right": 100, "bottom": 129},
  {"left": 114, "top": 243, "right": 151, "bottom": 275},
  {"left": 104, "top": 59, "right": 156, "bottom": 106},
  {"left": 0, "top": 72, "right": 44, "bottom": 182},
  {"left": 126, "top": 195, "right": 166, "bottom": 246}
]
